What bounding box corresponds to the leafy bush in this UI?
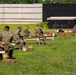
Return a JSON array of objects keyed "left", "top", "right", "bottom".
[{"left": 39, "top": 22, "right": 48, "bottom": 29}]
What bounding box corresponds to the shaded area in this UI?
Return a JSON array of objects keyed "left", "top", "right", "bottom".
[{"left": 43, "top": 4, "right": 76, "bottom": 28}]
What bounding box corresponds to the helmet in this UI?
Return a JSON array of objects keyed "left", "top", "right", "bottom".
[{"left": 17, "top": 26, "right": 22, "bottom": 31}]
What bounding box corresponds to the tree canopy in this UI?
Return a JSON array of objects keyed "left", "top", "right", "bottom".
[{"left": 0, "top": 0, "right": 76, "bottom": 4}]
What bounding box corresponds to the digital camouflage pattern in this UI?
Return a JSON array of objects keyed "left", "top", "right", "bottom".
[
  {"left": 35, "top": 25, "right": 46, "bottom": 44},
  {"left": 0, "top": 31, "right": 13, "bottom": 43},
  {"left": 24, "top": 26, "right": 30, "bottom": 37},
  {"left": 0, "top": 30, "right": 13, "bottom": 59},
  {"left": 13, "top": 29, "right": 25, "bottom": 50},
  {"left": 73, "top": 25, "right": 76, "bottom": 33}
]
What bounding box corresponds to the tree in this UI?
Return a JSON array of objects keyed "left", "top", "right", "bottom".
[{"left": 0, "top": 0, "right": 76, "bottom": 4}]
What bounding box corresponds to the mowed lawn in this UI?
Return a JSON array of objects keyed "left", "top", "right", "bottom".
[{"left": 0, "top": 25, "right": 76, "bottom": 75}]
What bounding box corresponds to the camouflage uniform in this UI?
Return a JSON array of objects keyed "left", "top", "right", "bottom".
[
  {"left": 13, "top": 26, "right": 25, "bottom": 50},
  {"left": 0, "top": 30, "right": 13, "bottom": 58},
  {"left": 1, "top": 31, "right": 12, "bottom": 43},
  {"left": 24, "top": 26, "right": 30, "bottom": 37},
  {"left": 35, "top": 25, "right": 46, "bottom": 44},
  {"left": 35, "top": 25, "right": 40, "bottom": 36},
  {"left": 73, "top": 25, "right": 76, "bottom": 33},
  {"left": 0, "top": 32, "right": 2, "bottom": 41}
]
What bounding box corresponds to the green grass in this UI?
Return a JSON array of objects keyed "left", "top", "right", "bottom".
[
  {"left": 0, "top": 24, "right": 37, "bottom": 31},
  {"left": 0, "top": 24, "right": 49, "bottom": 35},
  {"left": 0, "top": 24, "right": 48, "bottom": 31},
  {"left": 0, "top": 24, "right": 76, "bottom": 75},
  {"left": 0, "top": 34, "right": 76, "bottom": 75}
]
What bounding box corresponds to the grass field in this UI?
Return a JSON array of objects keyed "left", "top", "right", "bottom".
[
  {"left": 0, "top": 24, "right": 48, "bottom": 31},
  {"left": 0, "top": 34, "right": 76, "bottom": 75},
  {"left": 0, "top": 24, "right": 49, "bottom": 35},
  {"left": 0, "top": 24, "right": 76, "bottom": 75}
]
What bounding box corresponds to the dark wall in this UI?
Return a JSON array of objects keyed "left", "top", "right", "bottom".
[{"left": 43, "top": 4, "right": 76, "bottom": 28}]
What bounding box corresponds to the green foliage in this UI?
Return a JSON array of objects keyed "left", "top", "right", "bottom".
[
  {"left": 56, "top": 0, "right": 76, "bottom": 4},
  {"left": 39, "top": 22, "right": 48, "bottom": 29},
  {"left": 0, "top": 0, "right": 20, "bottom": 4},
  {"left": 43, "top": 0, "right": 76, "bottom": 4},
  {"left": 43, "top": 0, "right": 51, "bottom": 4},
  {"left": 0, "top": 0, "right": 76, "bottom": 4},
  {"left": 0, "top": 0, "right": 41, "bottom": 4}
]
